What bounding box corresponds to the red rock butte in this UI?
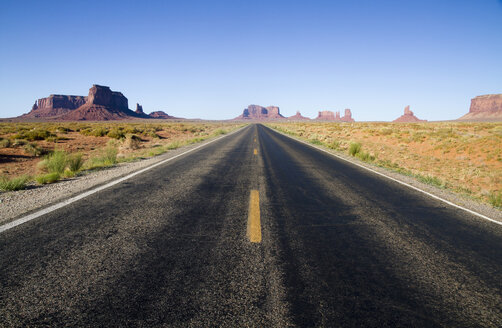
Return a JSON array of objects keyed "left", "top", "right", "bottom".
[
  {"left": 392, "top": 106, "right": 426, "bottom": 123},
  {"left": 21, "top": 85, "right": 177, "bottom": 121},
  {"left": 315, "top": 109, "right": 354, "bottom": 122},
  {"left": 458, "top": 94, "right": 502, "bottom": 121},
  {"left": 287, "top": 111, "right": 311, "bottom": 120},
  {"left": 235, "top": 105, "right": 285, "bottom": 120}
]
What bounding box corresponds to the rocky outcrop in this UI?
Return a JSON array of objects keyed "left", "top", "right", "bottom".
[
  {"left": 235, "top": 105, "right": 285, "bottom": 120},
  {"left": 20, "top": 84, "right": 155, "bottom": 121},
  {"left": 60, "top": 85, "right": 142, "bottom": 121},
  {"left": 135, "top": 103, "right": 144, "bottom": 114},
  {"left": 393, "top": 106, "right": 426, "bottom": 122},
  {"left": 458, "top": 94, "right": 502, "bottom": 121},
  {"left": 148, "top": 111, "right": 178, "bottom": 119},
  {"left": 315, "top": 109, "right": 355, "bottom": 122},
  {"left": 288, "top": 111, "right": 311, "bottom": 120},
  {"left": 23, "top": 94, "right": 87, "bottom": 118}
]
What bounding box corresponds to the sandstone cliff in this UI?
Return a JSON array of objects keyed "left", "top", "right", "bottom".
[
  {"left": 61, "top": 85, "right": 144, "bottom": 121},
  {"left": 23, "top": 95, "right": 87, "bottom": 118},
  {"left": 458, "top": 94, "right": 502, "bottom": 121},
  {"left": 315, "top": 109, "right": 355, "bottom": 122},
  {"left": 21, "top": 85, "right": 151, "bottom": 121},
  {"left": 235, "top": 105, "right": 285, "bottom": 120},
  {"left": 393, "top": 106, "right": 426, "bottom": 123}
]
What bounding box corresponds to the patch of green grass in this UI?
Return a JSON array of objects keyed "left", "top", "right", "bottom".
[
  {"left": 107, "top": 128, "right": 125, "bottom": 140},
  {"left": 328, "top": 140, "right": 341, "bottom": 150},
  {"left": 356, "top": 151, "right": 375, "bottom": 162},
  {"left": 166, "top": 141, "right": 182, "bottom": 150},
  {"left": 416, "top": 174, "right": 444, "bottom": 188},
  {"left": 35, "top": 172, "right": 60, "bottom": 184},
  {"left": 0, "top": 175, "right": 30, "bottom": 191},
  {"left": 213, "top": 129, "right": 227, "bottom": 136},
  {"left": 488, "top": 192, "right": 502, "bottom": 208},
  {"left": 348, "top": 142, "right": 362, "bottom": 156},
  {"left": 309, "top": 139, "right": 323, "bottom": 145}
]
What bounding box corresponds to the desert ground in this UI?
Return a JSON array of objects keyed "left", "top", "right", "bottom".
[{"left": 0, "top": 121, "right": 242, "bottom": 187}]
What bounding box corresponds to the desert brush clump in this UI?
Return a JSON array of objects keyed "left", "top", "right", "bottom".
[
  {"left": 348, "top": 142, "right": 362, "bottom": 156},
  {"left": 0, "top": 175, "right": 30, "bottom": 191},
  {"left": 35, "top": 172, "right": 60, "bottom": 184}
]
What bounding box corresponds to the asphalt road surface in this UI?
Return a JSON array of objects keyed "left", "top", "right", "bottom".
[{"left": 1, "top": 124, "right": 501, "bottom": 327}]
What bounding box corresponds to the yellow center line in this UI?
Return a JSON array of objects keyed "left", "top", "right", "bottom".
[
  {"left": 247, "top": 190, "right": 261, "bottom": 243},
  {"left": 254, "top": 148, "right": 258, "bottom": 155}
]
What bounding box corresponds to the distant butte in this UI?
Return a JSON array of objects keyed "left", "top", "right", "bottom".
[
  {"left": 315, "top": 109, "right": 354, "bottom": 122},
  {"left": 234, "top": 105, "right": 285, "bottom": 120},
  {"left": 288, "top": 111, "right": 311, "bottom": 120},
  {"left": 392, "top": 106, "right": 426, "bottom": 123},
  {"left": 458, "top": 94, "right": 502, "bottom": 121},
  {"left": 20, "top": 85, "right": 179, "bottom": 121}
]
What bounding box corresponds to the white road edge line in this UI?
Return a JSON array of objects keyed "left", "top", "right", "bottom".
[
  {"left": 0, "top": 126, "right": 247, "bottom": 233},
  {"left": 274, "top": 128, "right": 502, "bottom": 227}
]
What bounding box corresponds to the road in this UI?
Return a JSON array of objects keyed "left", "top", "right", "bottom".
[{"left": 1, "top": 124, "right": 501, "bottom": 327}]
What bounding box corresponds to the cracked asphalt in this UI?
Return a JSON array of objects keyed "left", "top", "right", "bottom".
[{"left": 1, "top": 124, "right": 501, "bottom": 327}]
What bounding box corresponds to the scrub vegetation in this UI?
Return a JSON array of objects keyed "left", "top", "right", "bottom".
[
  {"left": 0, "top": 122, "right": 242, "bottom": 191},
  {"left": 267, "top": 122, "right": 502, "bottom": 208}
]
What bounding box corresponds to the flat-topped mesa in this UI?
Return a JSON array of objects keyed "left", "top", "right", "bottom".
[
  {"left": 316, "top": 110, "right": 336, "bottom": 121},
  {"left": 288, "top": 111, "right": 311, "bottom": 120},
  {"left": 393, "top": 105, "right": 426, "bottom": 122},
  {"left": 23, "top": 94, "right": 88, "bottom": 118},
  {"left": 135, "top": 103, "right": 144, "bottom": 114},
  {"left": 87, "top": 84, "right": 128, "bottom": 111},
  {"left": 236, "top": 104, "right": 285, "bottom": 120},
  {"left": 148, "top": 111, "right": 178, "bottom": 119},
  {"left": 458, "top": 94, "right": 502, "bottom": 121},
  {"left": 316, "top": 109, "right": 355, "bottom": 122}
]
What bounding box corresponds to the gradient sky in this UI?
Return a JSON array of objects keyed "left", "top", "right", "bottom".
[{"left": 1, "top": 0, "right": 501, "bottom": 121}]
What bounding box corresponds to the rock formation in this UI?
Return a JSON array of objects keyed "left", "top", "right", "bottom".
[
  {"left": 315, "top": 109, "right": 355, "bottom": 122},
  {"left": 23, "top": 94, "right": 87, "bottom": 118},
  {"left": 148, "top": 111, "right": 178, "bottom": 119},
  {"left": 393, "top": 105, "right": 426, "bottom": 123},
  {"left": 20, "top": 85, "right": 155, "bottom": 121},
  {"left": 61, "top": 85, "right": 145, "bottom": 121},
  {"left": 288, "top": 111, "right": 311, "bottom": 120},
  {"left": 235, "top": 105, "right": 285, "bottom": 120},
  {"left": 135, "top": 103, "right": 144, "bottom": 114},
  {"left": 458, "top": 94, "right": 502, "bottom": 121}
]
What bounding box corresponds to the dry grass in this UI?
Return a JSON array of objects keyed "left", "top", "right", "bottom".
[
  {"left": 0, "top": 121, "right": 243, "bottom": 190},
  {"left": 267, "top": 122, "right": 502, "bottom": 208}
]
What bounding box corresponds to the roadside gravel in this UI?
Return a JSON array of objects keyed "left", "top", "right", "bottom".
[
  {"left": 0, "top": 134, "right": 233, "bottom": 225},
  {"left": 273, "top": 129, "right": 502, "bottom": 224}
]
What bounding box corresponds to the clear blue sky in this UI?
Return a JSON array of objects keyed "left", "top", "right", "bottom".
[{"left": 1, "top": 0, "right": 501, "bottom": 121}]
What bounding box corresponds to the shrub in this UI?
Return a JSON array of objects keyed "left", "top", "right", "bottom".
[
  {"left": 348, "top": 142, "right": 362, "bottom": 156},
  {"left": 36, "top": 172, "right": 60, "bottom": 184},
  {"left": 67, "top": 153, "right": 84, "bottom": 172},
  {"left": 23, "top": 143, "right": 45, "bottom": 156},
  {"left": 107, "top": 128, "right": 126, "bottom": 140},
  {"left": 123, "top": 134, "right": 142, "bottom": 150},
  {"left": 488, "top": 192, "right": 502, "bottom": 208},
  {"left": 104, "top": 145, "right": 118, "bottom": 164},
  {"left": 310, "top": 139, "right": 323, "bottom": 145},
  {"left": 328, "top": 140, "right": 340, "bottom": 150},
  {"left": 416, "top": 174, "right": 443, "bottom": 188},
  {"left": 357, "top": 151, "right": 375, "bottom": 162},
  {"left": 43, "top": 150, "right": 68, "bottom": 174},
  {"left": 0, "top": 138, "right": 11, "bottom": 148},
  {"left": 213, "top": 129, "right": 227, "bottom": 136},
  {"left": 0, "top": 175, "right": 30, "bottom": 191}
]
